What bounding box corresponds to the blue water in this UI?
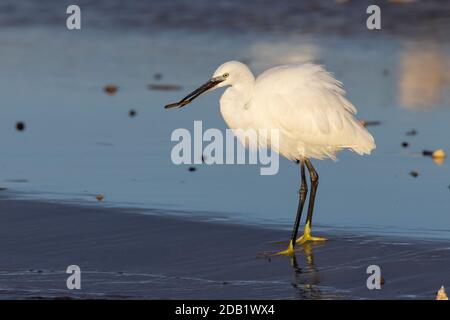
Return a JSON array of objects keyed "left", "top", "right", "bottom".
[{"left": 1, "top": 1, "right": 450, "bottom": 239}]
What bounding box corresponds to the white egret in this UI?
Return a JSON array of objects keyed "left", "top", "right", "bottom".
[{"left": 165, "top": 61, "right": 375, "bottom": 255}]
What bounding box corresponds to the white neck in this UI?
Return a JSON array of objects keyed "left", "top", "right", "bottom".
[{"left": 220, "top": 70, "right": 256, "bottom": 130}]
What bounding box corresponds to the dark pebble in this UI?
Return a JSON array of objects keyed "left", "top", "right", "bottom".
[
  {"left": 16, "top": 121, "right": 25, "bottom": 131},
  {"left": 362, "top": 120, "right": 381, "bottom": 127},
  {"left": 406, "top": 129, "right": 417, "bottom": 136},
  {"left": 401, "top": 142, "right": 409, "bottom": 148},
  {"left": 410, "top": 171, "right": 419, "bottom": 178},
  {"left": 104, "top": 84, "right": 118, "bottom": 95},
  {"left": 188, "top": 166, "right": 196, "bottom": 172},
  {"left": 128, "top": 109, "right": 137, "bottom": 117},
  {"left": 154, "top": 73, "right": 163, "bottom": 80}
]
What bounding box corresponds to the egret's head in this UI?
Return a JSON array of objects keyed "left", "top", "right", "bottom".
[
  {"left": 211, "top": 61, "right": 250, "bottom": 88},
  {"left": 164, "top": 60, "right": 250, "bottom": 109}
]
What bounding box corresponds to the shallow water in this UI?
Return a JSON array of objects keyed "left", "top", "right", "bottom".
[{"left": 1, "top": 1, "right": 450, "bottom": 239}]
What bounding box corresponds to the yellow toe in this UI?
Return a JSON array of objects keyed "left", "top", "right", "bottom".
[
  {"left": 296, "top": 233, "right": 327, "bottom": 244},
  {"left": 274, "top": 240, "right": 295, "bottom": 256},
  {"left": 296, "top": 223, "right": 327, "bottom": 244}
]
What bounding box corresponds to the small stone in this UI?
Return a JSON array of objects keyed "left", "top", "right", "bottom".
[
  {"left": 16, "top": 122, "right": 25, "bottom": 131},
  {"left": 401, "top": 142, "right": 409, "bottom": 148},
  {"left": 128, "top": 109, "right": 137, "bottom": 117},
  {"left": 432, "top": 149, "right": 446, "bottom": 159},
  {"left": 359, "top": 120, "right": 381, "bottom": 127},
  {"left": 154, "top": 73, "right": 163, "bottom": 80},
  {"left": 104, "top": 84, "right": 118, "bottom": 95},
  {"left": 96, "top": 194, "right": 104, "bottom": 201},
  {"left": 188, "top": 167, "right": 196, "bottom": 172},
  {"left": 410, "top": 171, "right": 419, "bottom": 178},
  {"left": 406, "top": 129, "right": 417, "bottom": 136}
]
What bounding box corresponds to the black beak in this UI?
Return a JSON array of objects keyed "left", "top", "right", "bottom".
[{"left": 164, "top": 77, "right": 224, "bottom": 109}]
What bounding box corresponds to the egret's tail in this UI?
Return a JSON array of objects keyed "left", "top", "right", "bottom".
[{"left": 350, "top": 122, "right": 376, "bottom": 155}]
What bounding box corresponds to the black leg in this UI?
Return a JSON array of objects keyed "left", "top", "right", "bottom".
[
  {"left": 289, "top": 159, "right": 308, "bottom": 247},
  {"left": 304, "top": 159, "right": 319, "bottom": 231}
]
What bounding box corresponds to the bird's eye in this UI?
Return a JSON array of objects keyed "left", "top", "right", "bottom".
[{"left": 223, "top": 73, "right": 229, "bottom": 78}]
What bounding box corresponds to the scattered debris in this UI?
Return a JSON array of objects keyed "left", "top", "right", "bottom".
[
  {"left": 128, "top": 109, "right": 137, "bottom": 118},
  {"left": 16, "top": 121, "right": 25, "bottom": 132},
  {"left": 406, "top": 129, "right": 417, "bottom": 136},
  {"left": 95, "top": 194, "right": 104, "bottom": 201},
  {"left": 436, "top": 286, "right": 448, "bottom": 300},
  {"left": 153, "top": 73, "right": 163, "bottom": 81},
  {"left": 401, "top": 142, "right": 409, "bottom": 148},
  {"left": 432, "top": 149, "right": 446, "bottom": 159},
  {"left": 359, "top": 120, "right": 381, "bottom": 127},
  {"left": 148, "top": 84, "right": 182, "bottom": 91},
  {"left": 423, "top": 149, "right": 446, "bottom": 165},
  {"left": 410, "top": 171, "right": 419, "bottom": 178},
  {"left": 188, "top": 166, "right": 197, "bottom": 172},
  {"left": 104, "top": 84, "right": 118, "bottom": 95}
]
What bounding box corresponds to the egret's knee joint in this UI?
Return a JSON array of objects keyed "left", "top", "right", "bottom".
[{"left": 299, "top": 184, "right": 308, "bottom": 196}]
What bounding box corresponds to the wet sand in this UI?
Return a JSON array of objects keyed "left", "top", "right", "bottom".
[{"left": 1, "top": 193, "right": 449, "bottom": 300}]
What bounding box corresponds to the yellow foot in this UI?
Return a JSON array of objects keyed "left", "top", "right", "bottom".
[
  {"left": 296, "top": 233, "right": 327, "bottom": 244},
  {"left": 275, "top": 240, "right": 296, "bottom": 256},
  {"left": 295, "top": 222, "right": 327, "bottom": 244}
]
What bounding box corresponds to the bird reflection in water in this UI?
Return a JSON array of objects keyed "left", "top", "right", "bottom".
[
  {"left": 259, "top": 240, "right": 344, "bottom": 299},
  {"left": 288, "top": 242, "right": 330, "bottom": 299}
]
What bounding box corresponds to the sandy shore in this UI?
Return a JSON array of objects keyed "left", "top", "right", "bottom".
[{"left": 0, "top": 193, "right": 449, "bottom": 299}]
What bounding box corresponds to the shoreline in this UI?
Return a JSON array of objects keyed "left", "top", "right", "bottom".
[
  {"left": 4, "top": 189, "right": 450, "bottom": 242},
  {"left": 1, "top": 194, "right": 450, "bottom": 299}
]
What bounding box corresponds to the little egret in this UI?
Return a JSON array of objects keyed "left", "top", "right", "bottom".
[{"left": 165, "top": 61, "right": 375, "bottom": 255}]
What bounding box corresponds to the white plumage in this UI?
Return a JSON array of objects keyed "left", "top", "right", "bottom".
[{"left": 215, "top": 61, "right": 375, "bottom": 161}]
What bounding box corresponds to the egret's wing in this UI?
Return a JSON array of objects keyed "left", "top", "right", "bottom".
[{"left": 253, "top": 63, "right": 375, "bottom": 158}]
